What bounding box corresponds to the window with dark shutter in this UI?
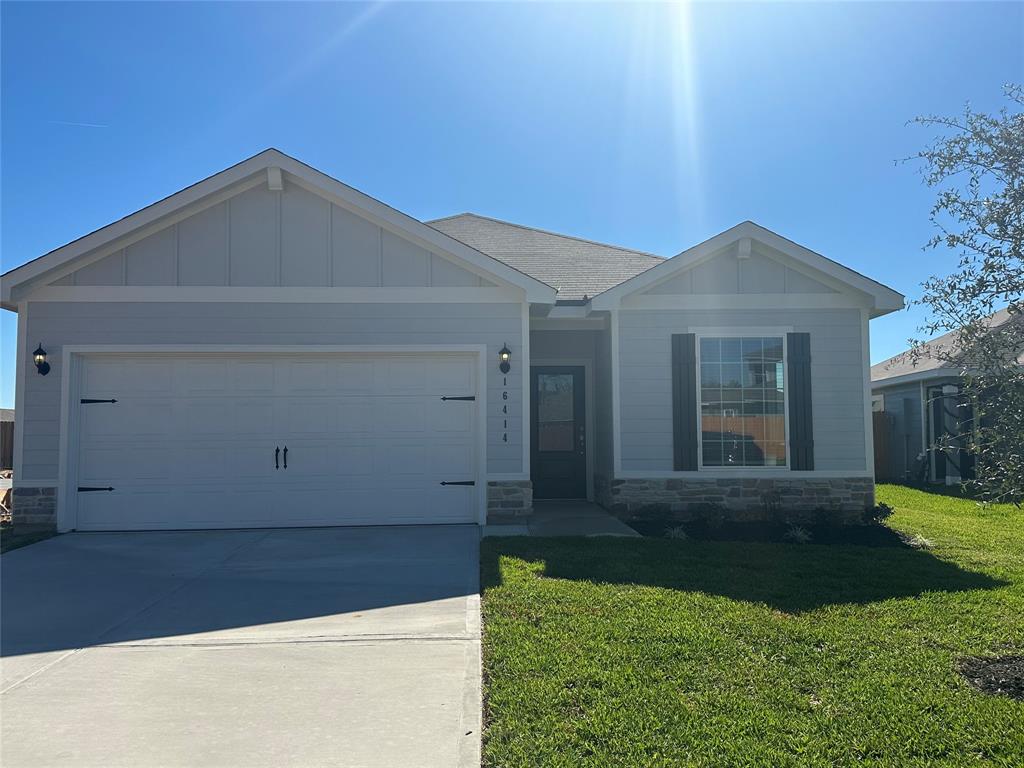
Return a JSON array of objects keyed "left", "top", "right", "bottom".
[
  {"left": 672, "top": 333, "right": 699, "bottom": 471},
  {"left": 786, "top": 332, "right": 814, "bottom": 470},
  {"left": 698, "top": 336, "right": 786, "bottom": 467}
]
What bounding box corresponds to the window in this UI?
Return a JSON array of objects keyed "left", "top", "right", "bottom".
[{"left": 699, "top": 336, "right": 786, "bottom": 467}]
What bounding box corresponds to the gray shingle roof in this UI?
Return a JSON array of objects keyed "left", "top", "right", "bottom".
[
  {"left": 871, "top": 307, "right": 1021, "bottom": 384},
  {"left": 427, "top": 213, "right": 664, "bottom": 301}
]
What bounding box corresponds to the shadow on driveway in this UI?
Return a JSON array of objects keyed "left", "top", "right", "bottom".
[{"left": 2, "top": 525, "right": 480, "bottom": 658}]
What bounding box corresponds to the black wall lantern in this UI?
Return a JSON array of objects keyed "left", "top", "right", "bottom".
[
  {"left": 498, "top": 344, "right": 512, "bottom": 374},
  {"left": 33, "top": 343, "right": 50, "bottom": 376}
]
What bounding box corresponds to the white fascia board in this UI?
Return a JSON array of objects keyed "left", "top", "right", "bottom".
[
  {"left": 620, "top": 294, "right": 872, "bottom": 311},
  {"left": 2, "top": 149, "right": 558, "bottom": 307},
  {"left": 271, "top": 153, "right": 556, "bottom": 303},
  {"left": 22, "top": 286, "right": 525, "bottom": 304},
  {"left": 590, "top": 221, "right": 904, "bottom": 316},
  {"left": 870, "top": 367, "right": 965, "bottom": 389},
  {"left": 1, "top": 152, "right": 277, "bottom": 305}
]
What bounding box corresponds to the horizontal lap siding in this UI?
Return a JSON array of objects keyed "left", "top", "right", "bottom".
[
  {"left": 618, "top": 308, "right": 866, "bottom": 472},
  {"left": 20, "top": 301, "right": 524, "bottom": 481}
]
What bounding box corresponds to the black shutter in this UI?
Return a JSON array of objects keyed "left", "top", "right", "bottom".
[
  {"left": 672, "top": 333, "right": 699, "bottom": 471},
  {"left": 787, "top": 332, "right": 814, "bottom": 470}
]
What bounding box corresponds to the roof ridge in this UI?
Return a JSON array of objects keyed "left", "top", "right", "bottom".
[
  {"left": 429, "top": 212, "right": 666, "bottom": 261},
  {"left": 872, "top": 307, "right": 1016, "bottom": 370}
]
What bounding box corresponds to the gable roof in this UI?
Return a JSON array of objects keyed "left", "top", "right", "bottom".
[
  {"left": 0, "top": 149, "right": 557, "bottom": 308},
  {"left": 428, "top": 213, "right": 664, "bottom": 301},
  {"left": 1, "top": 149, "right": 902, "bottom": 316},
  {"left": 589, "top": 220, "right": 905, "bottom": 316},
  {"left": 872, "top": 307, "right": 1023, "bottom": 385}
]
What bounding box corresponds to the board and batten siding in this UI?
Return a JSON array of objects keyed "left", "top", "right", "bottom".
[
  {"left": 18, "top": 301, "right": 523, "bottom": 482},
  {"left": 54, "top": 183, "right": 496, "bottom": 289},
  {"left": 617, "top": 308, "right": 867, "bottom": 472}
]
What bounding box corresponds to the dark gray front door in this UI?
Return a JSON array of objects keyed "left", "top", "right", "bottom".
[{"left": 531, "top": 366, "right": 586, "bottom": 499}]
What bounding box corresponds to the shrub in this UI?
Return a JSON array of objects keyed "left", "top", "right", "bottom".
[
  {"left": 783, "top": 524, "right": 813, "bottom": 544},
  {"left": 864, "top": 502, "right": 895, "bottom": 525}
]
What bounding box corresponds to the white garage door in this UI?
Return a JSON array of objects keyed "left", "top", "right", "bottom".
[{"left": 72, "top": 353, "right": 479, "bottom": 530}]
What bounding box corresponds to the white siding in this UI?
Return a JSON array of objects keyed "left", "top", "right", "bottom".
[
  {"left": 19, "top": 301, "right": 524, "bottom": 481},
  {"left": 58, "top": 183, "right": 491, "bottom": 290},
  {"left": 644, "top": 243, "right": 836, "bottom": 296},
  {"left": 617, "top": 308, "right": 867, "bottom": 472},
  {"left": 280, "top": 184, "right": 330, "bottom": 287},
  {"left": 178, "top": 203, "right": 228, "bottom": 286},
  {"left": 228, "top": 187, "right": 278, "bottom": 286}
]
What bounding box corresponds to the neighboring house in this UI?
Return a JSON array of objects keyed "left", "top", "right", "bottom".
[
  {"left": 0, "top": 149, "right": 903, "bottom": 531},
  {"left": 871, "top": 307, "right": 1021, "bottom": 485}
]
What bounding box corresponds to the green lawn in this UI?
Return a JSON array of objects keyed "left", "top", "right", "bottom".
[{"left": 480, "top": 485, "right": 1024, "bottom": 767}]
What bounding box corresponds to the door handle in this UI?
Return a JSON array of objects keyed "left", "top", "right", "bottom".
[
  {"left": 275, "top": 446, "right": 280, "bottom": 470},
  {"left": 283, "top": 446, "right": 288, "bottom": 469}
]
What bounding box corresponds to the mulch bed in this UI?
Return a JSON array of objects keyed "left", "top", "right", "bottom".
[
  {"left": 959, "top": 656, "right": 1024, "bottom": 700},
  {"left": 628, "top": 519, "right": 907, "bottom": 547}
]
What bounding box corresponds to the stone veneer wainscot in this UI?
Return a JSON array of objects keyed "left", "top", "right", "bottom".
[
  {"left": 12, "top": 487, "right": 58, "bottom": 528},
  {"left": 596, "top": 476, "right": 874, "bottom": 525},
  {"left": 487, "top": 480, "right": 533, "bottom": 524}
]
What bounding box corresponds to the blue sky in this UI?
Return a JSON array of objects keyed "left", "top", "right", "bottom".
[{"left": 2, "top": 1, "right": 1021, "bottom": 407}]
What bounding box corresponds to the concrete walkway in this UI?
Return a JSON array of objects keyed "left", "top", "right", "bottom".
[
  {"left": 1, "top": 526, "right": 481, "bottom": 768},
  {"left": 485, "top": 501, "right": 640, "bottom": 538}
]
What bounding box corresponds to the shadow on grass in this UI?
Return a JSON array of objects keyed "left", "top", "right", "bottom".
[{"left": 481, "top": 537, "right": 1007, "bottom": 614}]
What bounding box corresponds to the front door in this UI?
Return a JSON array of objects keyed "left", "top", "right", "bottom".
[{"left": 531, "top": 366, "right": 586, "bottom": 499}]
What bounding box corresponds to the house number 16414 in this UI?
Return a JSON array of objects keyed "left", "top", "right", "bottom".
[{"left": 502, "top": 376, "right": 509, "bottom": 442}]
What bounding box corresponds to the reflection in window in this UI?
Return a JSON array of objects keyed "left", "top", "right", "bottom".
[
  {"left": 537, "top": 374, "right": 575, "bottom": 451},
  {"left": 699, "top": 337, "right": 786, "bottom": 466}
]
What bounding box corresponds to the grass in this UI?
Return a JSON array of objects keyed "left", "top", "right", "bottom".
[
  {"left": 480, "top": 485, "right": 1024, "bottom": 767},
  {"left": 0, "top": 525, "right": 58, "bottom": 553}
]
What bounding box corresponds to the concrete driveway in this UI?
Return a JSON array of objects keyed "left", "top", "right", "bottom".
[{"left": 1, "top": 526, "right": 481, "bottom": 768}]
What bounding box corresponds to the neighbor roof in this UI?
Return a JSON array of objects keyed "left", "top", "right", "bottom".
[
  {"left": 428, "top": 213, "right": 664, "bottom": 301},
  {"left": 871, "top": 307, "right": 1022, "bottom": 385}
]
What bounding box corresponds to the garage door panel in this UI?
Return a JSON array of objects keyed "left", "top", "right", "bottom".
[
  {"left": 176, "top": 360, "right": 229, "bottom": 394},
  {"left": 373, "top": 400, "right": 426, "bottom": 432},
  {"left": 231, "top": 362, "right": 276, "bottom": 393},
  {"left": 428, "top": 359, "right": 475, "bottom": 393},
  {"left": 375, "top": 359, "right": 426, "bottom": 392},
  {"left": 83, "top": 359, "right": 173, "bottom": 397},
  {"left": 74, "top": 353, "right": 478, "bottom": 530},
  {"left": 335, "top": 400, "right": 372, "bottom": 432},
  {"left": 430, "top": 444, "right": 474, "bottom": 476},
  {"left": 286, "top": 400, "right": 332, "bottom": 435},
  {"left": 81, "top": 401, "right": 175, "bottom": 437},
  {"left": 332, "top": 361, "right": 375, "bottom": 392},
  {"left": 430, "top": 402, "right": 474, "bottom": 433},
  {"left": 80, "top": 446, "right": 168, "bottom": 482}
]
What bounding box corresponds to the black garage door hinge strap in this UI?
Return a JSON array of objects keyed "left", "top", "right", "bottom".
[
  {"left": 81, "top": 398, "right": 118, "bottom": 404},
  {"left": 439, "top": 481, "right": 476, "bottom": 486},
  {"left": 78, "top": 486, "right": 114, "bottom": 492},
  {"left": 440, "top": 396, "right": 475, "bottom": 401}
]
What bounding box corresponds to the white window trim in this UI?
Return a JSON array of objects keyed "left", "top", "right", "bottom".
[{"left": 694, "top": 328, "right": 792, "bottom": 472}]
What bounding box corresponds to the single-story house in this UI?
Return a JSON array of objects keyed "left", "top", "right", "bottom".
[
  {"left": 0, "top": 149, "right": 903, "bottom": 531},
  {"left": 871, "top": 307, "right": 1021, "bottom": 484}
]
